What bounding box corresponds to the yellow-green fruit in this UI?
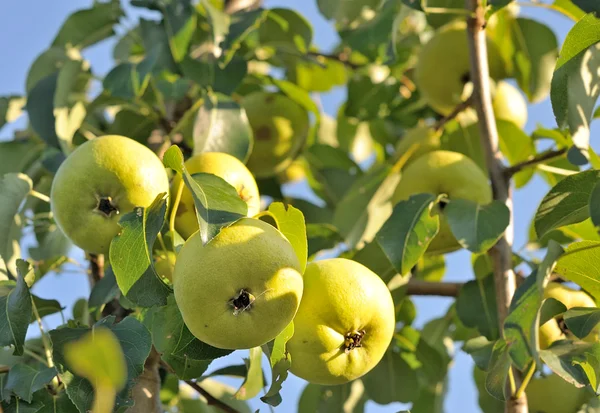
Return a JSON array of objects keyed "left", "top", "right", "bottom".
[
  {"left": 415, "top": 21, "right": 506, "bottom": 115},
  {"left": 395, "top": 126, "right": 442, "bottom": 166},
  {"left": 527, "top": 374, "right": 590, "bottom": 413},
  {"left": 277, "top": 159, "right": 306, "bottom": 184},
  {"left": 543, "top": 282, "right": 599, "bottom": 344},
  {"left": 392, "top": 150, "right": 492, "bottom": 254},
  {"left": 242, "top": 92, "right": 309, "bottom": 178},
  {"left": 538, "top": 319, "right": 565, "bottom": 349},
  {"left": 173, "top": 218, "right": 303, "bottom": 350},
  {"left": 154, "top": 251, "right": 176, "bottom": 282},
  {"left": 50, "top": 135, "right": 169, "bottom": 254},
  {"left": 171, "top": 152, "right": 260, "bottom": 240},
  {"left": 492, "top": 81, "right": 528, "bottom": 128},
  {"left": 287, "top": 258, "right": 395, "bottom": 385}
]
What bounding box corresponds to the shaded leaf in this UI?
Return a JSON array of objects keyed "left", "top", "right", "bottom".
[
  {"left": 109, "top": 194, "right": 169, "bottom": 301},
  {"left": 0, "top": 261, "right": 33, "bottom": 356},
  {"left": 0, "top": 174, "right": 31, "bottom": 265},
  {"left": 376, "top": 193, "right": 439, "bottom": 276},
  {"left": 456, "top": 274, "right": 499, "bottom": 341},
  {"left": 4, "top": 364, "right": 57, "bottom": 403},
  {"left": 485, "top": 339, "right": 511, "bottom": 401},
  {"left": 445, "top": 199, "right": 510, "bottom": 254},
  {"left": 260, "top": 322, "right": 293, "bottom": 406},
  {"left": 564, "top": 307, "right": 600, "bottom": 339},
  {"left": 192, "top": 92, "right": 253, "bottom": 163},
  {"left": 534, "top": 170, "right": 600, "bottom": 238}
]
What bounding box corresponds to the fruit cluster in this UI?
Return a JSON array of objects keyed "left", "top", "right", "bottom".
[{"left": 49, "top": 94, "right": 396, "bottom": 385}]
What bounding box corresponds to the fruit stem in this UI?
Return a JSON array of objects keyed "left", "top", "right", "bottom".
[
  {"left": 169, "top": 179, "right": 185, "bottom": 243},
  {"left": 514, "top": 362, "right": 536, "bottom": 400},
  {"left": 29, "top": 190, "right": 50, "bottom": 203}
]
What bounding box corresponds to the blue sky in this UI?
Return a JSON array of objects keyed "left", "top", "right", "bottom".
[{"left": 0, "top": 1, "right": 586, "bottom": 412}]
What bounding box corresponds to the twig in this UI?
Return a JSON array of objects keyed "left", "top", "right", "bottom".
[
  {"left": 434, "top": 96, "right": 474, "bottom": 131},
  {"left": 465, "top": 1, "right": 526, "bottom": 412},
  {"left": 307, "top": 51, "right": 362, "bottom": 70},
  {"left": 185, "top": 380, "right": 241, "bottom": 413},
  {"left": 88, "top": 254, "right": 104, "bottom": 284},
  {"left": 504, "top": 148, "right": 567, "bottom": 177},
  {"left": 406, "top": 280, "right": 462, "bottom": 296}
]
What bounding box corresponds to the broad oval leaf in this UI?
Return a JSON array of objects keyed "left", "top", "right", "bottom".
[
  {"left": 193, "top": 93, "right": 253, "bottom": 163},
  {"left": 0, "top": 260, "right": 33, "bottom": 356},
  {"left": 262, "top": 202, "right": 307, "bottom": 274},
  {"left": 0, "top": 174, "right": 31, "bottom": 264},
  {"left": 362, "top": 349, "right": 419, "bottom": 404},
  {"left": 4, "top": 364, "right": 57, "bottom": 403},
  {"left": 564, "top": 307, "right": 600, "bottom": 339},
  {"left": 485, "top": 339, "right": 511, "bottom": 401},
  {"left": 456, "top": 274, "right": 499, "bottom": 341},
  {"left": 445, "top": 199, "right": 510, "bottom": 254},
  {"left": 590, "top": 180, "right": 600, "bottom": 228},
  {"left": 375, "top": 193, "right": 440, "bottom": 276},
  {"left": 260, "top": 322, "right": 294, "bottom": 406},
  {"left": 163, "top": 145, "right": 248, "bottom": 245},
  {"left": 109, "top": 193, "right": 169, "bottom": 302},
  {"left": 534, "top": 169, "right": 600, "bottom": 238},
  {"left": 555, "top": 240, "right": 600, "bottom": 300}
]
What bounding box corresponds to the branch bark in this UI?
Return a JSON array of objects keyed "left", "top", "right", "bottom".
[
  {"left": 126, "top": 348, "right": 162, "bottom": 413},
  {"left": 465, "top": 1, "right": 526, "bottom": 412},
  {"left": 433, "top": 96, "right": 473, "bottom": 131},
  {"left": 406, "top": 280, "right": 462, "bottom": 296},
  {"left": 88, "top": 253, "right": 104, "bottom": 284},
  {"left": 504, "top": 148, "right": 567, "bottom": 177},
  {"left": 185, "top": 380, "right": 241, "bottom": 413}
]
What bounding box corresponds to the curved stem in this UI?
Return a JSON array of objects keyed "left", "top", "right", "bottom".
[
  {"left": 169, "top": 180, "right": 185, "bottom": 244},
  {"left": 185, "top": 380, "right": 241, "bottom": 413}
]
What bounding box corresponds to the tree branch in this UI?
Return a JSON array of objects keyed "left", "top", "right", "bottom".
[
  {"left": 406, "top": 280, "right": 462, "bottom": 296},
  {"left": 126, "top": 348, "right": 162, "bottom": 413},
  {"left": 465, "top": 1, "right": 526, "bottom": 412},
  {"left": 504, "top": 148, "right": 567, "bottom": 177},
  {"left": 307, "top": 50, "right": 362, "bottom": 69},
  {"left": 434, "top": 96, "right": 474, "bottom": 131},
  {"left": 185, "top": 380, "right": 241, "bottom": 413},
  {"left": 88, "top": 253, "right": 104, "bottom": 284}
]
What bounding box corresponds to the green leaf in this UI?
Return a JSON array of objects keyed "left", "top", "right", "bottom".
[
  {"left": 0, "top": 174, "right": 31, "bottom": 265},
  {"left": 1, "top": 396, "right": 43, "bottom": 412},
  {"left": 564, "top": 307, "right": 600, "bottom": 339},
  {"left": 362, "top": 349, "right": 419, "bottom": 404},
  {"left": 0, "top": 96, "right": 25, "bottom": 130},
  {"left": 440, "top": 121, "right": 487, "bottom": 172},
  {"left": 590, "top": 180, "right": 600, "bottom": 228},
  {"left": 339, "top": 0, "right": 401, "bottom": 62},
  {"left": 53, "top": 59, "right": 89, "bottom": 151},
  {"left": 288, "top": 56, "right": 347, "bottom": 93},
  {"left": 150, "top": 296, "right": 231, "bottom": 379},
  {"left": 497, "top": 120, "right": 535, "bottom": 188},
  {"left": 445, "top": 199, "right": 510, "bottom": 254},
  {"left": 192, "top": 92, "right": 253, "bottom": 163},
  {"left": 221, "top": 9, "right": 267, "bottom": 66},
  {"left": 540, "top": 341, "right": 600, "bottom": 389},
  {"left": 31, "top": 295, "right": 63, "bottom": 322},
  {"left": 550, "top": 0, "right": 586, "bottom": 20},
  {"left": 103, "top": 51, "right": 158, "bottom": 99},
  {"left": 88, "top": 266, "right": 119, "bottom": 310},
  {"left": 264, "top": 202, "right": 307, "bottom": 274},
  {"left": 235, "top": 346, "right": 263, "bottom": 400},
  {"left": 201, "top": 0, "right": 230, "bottom": 48},
  {"left": 0, "top": 261, "right": 32, "bottom": 356},
  {"left": 456, "top": 274, "right": 499, "bottom": 341},
  {"left": 485, "top": 339, "right": 511, "bottom": 401},
  {"left": 306, "top": 223, "right": 343, "bottom": 257},
  {"left": 52, "top": 0, "right": 123, "bottom": 49},
  {"left": 463, "top": 336, "right": 495, "bottom": 371},
  {"left": 163, "top": 146, "right": 247, "bottom": 245},
  {"left": 512, "top": 18, "right": 559, "bottom": 103},
  {"left": 31, "top": 389, "right": 79, "bottom": 413},
  {"left": 259, "top": 8, "right": 312, "bottom": 54},
  {"left": 27, "top": 74, "right": 60, "bottom": 148},
  {"left": 333, "top": 163, "right": 401, "bottom": 249},
  {"left": 376, "top": 193, "right": 440, "bottom": 276},
  {"left": 555, "top": 241, "right": 600, "bottom": 300},
  {"left": 345, "top": 74, "right": 402, "bottom": 121},
  {"left": 4, "top": 364, "right": 57, "bottom": 403},
  {"left": 534, "top": 170, "right": 600, "bottom": 238},
  {"left": 551, "top": 14, "right": 600, "bottom": 163},
  {"left": 317, "top": 0, "right": 382, "bottom": 27},
  {"left": 260, "top": 322, "right": 294, "bottom": 406},
  {"left": 109, "top": 193, "right": 170, "bottom": 302},
  {"left": 0, "top": 139, "right": 44, "bottom": 176},
  {"left": 180, "top": 55, "right": 247, "bottom": 95},
  {"left": 50, "top": 316, "right": 152, "bottom": 412},
  {"left": 161, "top": 0, "right": 196, "bottom": 62},
  {"left": 64, "top": 328, "right": 127, "bottom": 391}
]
